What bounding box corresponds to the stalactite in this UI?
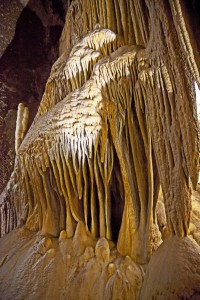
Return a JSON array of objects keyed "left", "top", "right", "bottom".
[
  {"left": 59, "top": 0, "right": 149, "bottom": 56},
  {"left": 0, "top": 30, "right": 165, "bottom": 263}
]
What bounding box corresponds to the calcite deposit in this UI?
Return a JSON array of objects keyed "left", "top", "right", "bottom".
[{"left": 0, "top": 0, "right": 200, "bottom": 299}]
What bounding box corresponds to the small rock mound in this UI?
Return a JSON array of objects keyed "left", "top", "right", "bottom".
[{"left": 140, "top": 236, "right": 200, "bottom": 299}]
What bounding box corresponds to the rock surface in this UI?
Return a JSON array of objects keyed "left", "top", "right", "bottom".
[
  {"left": 0, "top": 0, "right": 71, "bottom": 194},
  {"left": 0, "top": 0, "right": 200, "bottom": 299},
  {"left": 140, "top": 236, "right": 200, "bottom": 299},
  {"left": 0, "top": 0, "right": 28, "bottom": 58},
  {"left": 0, "top": 226, "right": 143, "bottom": 300}
]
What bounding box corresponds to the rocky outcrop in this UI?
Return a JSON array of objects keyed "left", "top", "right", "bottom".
[{"left": 140, "top": 236, "right": 200, "bottom": 299}]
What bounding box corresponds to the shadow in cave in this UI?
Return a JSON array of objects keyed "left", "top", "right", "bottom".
[
  {"left": 111, "top": 150, "right": 125, "bottom": 242},
  {"left": 0, "top": 5, "right": 63, "bottom": 123},
  {"left": 0, "top": 2, "right": 66, "bottom": 194}
]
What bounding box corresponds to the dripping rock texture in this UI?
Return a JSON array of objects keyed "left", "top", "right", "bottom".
[{"left": 0, "top": 0, "right": 200, "bottom": 299}]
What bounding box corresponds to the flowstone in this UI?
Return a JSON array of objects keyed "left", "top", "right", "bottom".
[
  {"left": 0, "top": 0, "right": 200, "bottom": 299},
  {"left": 1, "top": 28, "right": 162, "bottom": 263}
]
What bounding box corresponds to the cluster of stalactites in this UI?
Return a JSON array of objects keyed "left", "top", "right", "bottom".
[
  {"left": 59, "top": 0, "right": 149, "bottom": 55},
  {"left": 135, "top": 53, "right": 199, "bottom": 237},
  {"left": 2, "top": 18, "right": 199, "bottom": 263},
  {"left": 10, "top": 28, "right": 162, "bottom": 263},
  {"left": 6, "top": 24, "right": 197, "bottom": 261},
  {"left": 36, "top": 29, "right": 122, "bottom": 118}
]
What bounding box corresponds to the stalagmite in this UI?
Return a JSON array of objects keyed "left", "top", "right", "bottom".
[{"left": 15, "top": 103, "right": 29, "bottom": 153}]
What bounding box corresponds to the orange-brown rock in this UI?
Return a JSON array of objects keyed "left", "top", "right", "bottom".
[{"left": 0, "top": 0, "right": 200, "bottom": 299}]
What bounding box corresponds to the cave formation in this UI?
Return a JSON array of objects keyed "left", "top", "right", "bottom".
[{"left": 0, "top": 0, "right": 200, "bottom": 299}]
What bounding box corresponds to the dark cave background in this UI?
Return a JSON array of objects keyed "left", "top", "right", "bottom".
[{"left": 0, "top": 0, "right": 72, "bottom": 193}]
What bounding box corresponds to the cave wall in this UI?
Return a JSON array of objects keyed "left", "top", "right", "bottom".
[
  {"left": 0, "top": 0, "right": 28, "bottom": 58},
  {"left": 0, "top": 0, "right": 72, "bottom": 194}
]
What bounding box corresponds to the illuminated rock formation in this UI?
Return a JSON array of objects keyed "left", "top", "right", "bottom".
[
  {"left": 0, "top": 0, "right": 200, "bottom": 299},
  {"left": 1, "top": 29, "right": 162, "bottom": 264},
  {"left": 15, "top": 103, "right": 29, "bottom": 153}
]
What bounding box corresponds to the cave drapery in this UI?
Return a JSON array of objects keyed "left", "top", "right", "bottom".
[{"left": 0, "top": 0, "right": 200, "bottom": 299}]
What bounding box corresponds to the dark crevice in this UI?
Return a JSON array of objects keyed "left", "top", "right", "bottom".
[
  {"left": 111, "top": 149, "right": 124, "bottom": 242},
  {"left": 0, "top": 7, "right": 63, "bottom": 118}
]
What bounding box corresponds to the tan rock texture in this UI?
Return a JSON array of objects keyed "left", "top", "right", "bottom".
[
  {"left": 0, "top": 0, "right": 200, "bottom": 299},
  {"left": 140, "top": 236, "right": 200, "bottom": 299},
  {"left": 0, "top": 225, "right": 143, "bottom": 300},
  {"left": 1, "top": 28, "right": 163, "bottom": 263}
]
